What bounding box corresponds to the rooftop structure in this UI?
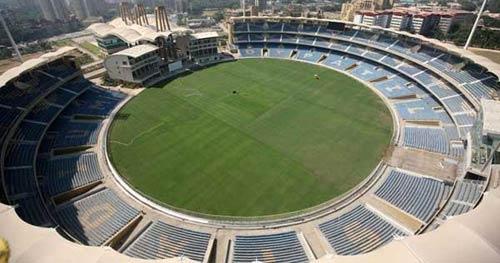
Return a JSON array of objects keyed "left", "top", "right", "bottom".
[
  {"left": 191, "top": 31, "right": 220, "bottom": 39},
  {"left": 104, "top": 44, "right": 161, "bottom": 85},
  {"left": 0, "top": 46, "right": 76, "bottom": 86},
  {"left": 355, "top": 9, "right": 472, "bottom": 35},
  {"left": 88, "top": 18, "right": 173, "bottom": 45},
  {"left": 341, "top": 0, "right": 391, "bottom": 21},
  {"left": 0, "top": 203, "right": 193, "bottom": 263},
  {"left": 113, "top": 44, "right": 159, "bottom": 58},
  {"left": 88, "top": 6, "right": 222, "bottom": 85},
  {"left": 481, "top": 99, "right": 500, "bottom": 138},
  {"left": 174, "top": 31, "right": 221, "bottom": 64}
]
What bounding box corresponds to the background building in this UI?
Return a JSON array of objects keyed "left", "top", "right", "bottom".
[
  {"left": 354, "top": 11, "right": 391, "bottom": 27},
  {"left": 38, "top": 0, "right": 68, "bottom": 21},
  {"left": 250, "top": 5, "right": 258, "bottom": 16},
  {"left": 88, "top": 4, "right": 222, "bottom": 85},
  {"left": 67, "top": 0, "right": 87, "bottom": 20},
  {"left": 437, "top": 11, "right": 473, "bottom": 33},
  {"left": 353, "top": 9, "right": 473, "bottom": 36},
  {"left": 341, "top": 0, "right": 393, "bottom": 22},
  {"left": 51, "top": 0, "right": 69, "bottom": 21},
  {"left": 37, "top": 0, "right": 106, "bottom": 22},
  {"left": 176, "top": 32, "right": 220, "bottom": 64},
  {"left": 104, "top": 44, "right": 161, "bottom": 85},
  {"left": 411, "top": 13, "right": 440, "bottom": 35},
  {"left": 38, "top": 0, "right": 55, "bottom": 21},
  {"left": 389, "top": 11, "right": 412, "bottom": 31}
]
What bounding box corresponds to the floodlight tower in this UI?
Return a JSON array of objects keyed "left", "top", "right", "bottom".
[
  {"left": 464, "top": 0, "right": 488, "bottom": 50},
  {"left": 241, "top": 0, "right": 246, "bottom": 17},
  {"left": 0, "top": 11, "right": 22, "bottom": 62}
]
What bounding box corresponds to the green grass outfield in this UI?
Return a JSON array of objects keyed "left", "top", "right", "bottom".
[{"left": 108, "top": 59, "right": 393, "bottom": 217}]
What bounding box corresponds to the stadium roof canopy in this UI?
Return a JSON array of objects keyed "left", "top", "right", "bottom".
[
  {"left": 230, "top": 16, "right": 500, "bottom": 79},
  {"left": 481, "top": 99, "right": 500, "bottom": 137},
  {"left": 0, "top": 46, "right": 76, "bottom": 87},
  {"left": 88, "top": 17, "right": 173, "bottom": 44},
  {"left": 2, "top": 188, "right": 499, "bottom": 262},
  {"left": 314, "top": 187, "right": 500, "bottom": 263},
  {"left": 113, "top": 44, "right": 159, "bottom": 58},
  {"left": 0, "top": 203, "right": 194, "bottom": 263},
  {"left": 191, "top": 32, "right": 220, "bottom": 39}
]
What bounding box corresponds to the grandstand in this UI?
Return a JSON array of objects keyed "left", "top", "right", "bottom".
[
  {"left": 38, "top": 153, "right": 104, "bottom": 198},
  {"left": 374, "top": 169, "right": 449, "bottom": 222},
  {"left": 123, "top": 221, "right": 213, "bottom": 261},
  {"left": 0, "top": 15, "right": 499, "bottom": 263},
  {"left": 231, "top": 232, "right": 310, "bottom": 263},
  {"left": 56, "top": 188, "right": 141, "bottom": 246},
  {"left": 318, "top": 205, "right": 407, "bottom": 255}
]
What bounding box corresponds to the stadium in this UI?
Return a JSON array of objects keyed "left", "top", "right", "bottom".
[{"left": 1, "top": 14, "right": 500, "bottom": 263}]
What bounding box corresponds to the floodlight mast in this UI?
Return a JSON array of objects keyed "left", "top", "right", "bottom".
[
  {"left": 242, "top": 0, "right": 246, "bottom": 17},
  {"left": 464, "top": 0, "right": 488, "bottom": 50},
  {"left": 0, "top": 10, "right": 22, "bottom": 62}
]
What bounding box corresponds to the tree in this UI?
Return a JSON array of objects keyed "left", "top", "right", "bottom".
[
  {"left": 38, "top": 41, "right": 52, "bottom": 51},
  {"left": 430, "top": 28, "right": 446, "bottom": 41},
  {"left": 437, "top": 0, "right": 448, "bottom": 6},
  {"left": 487, "top": 0, "right": 500, "bottom": 13},
  {"left": 213, "top": 11, "right": 225, "bottom": 23},
  {"left": 189, "top": 0, "right": 240, "bottom": 10},
  {"left": 458, "top": 0, "right": 477, "bottom": 11},
  {"left": 447, "top": 23, "right": 472, "bottom": 46},
  {"left": 177, "top": 14, "right": 185, "bottom": 26},
  {"left": 471, "top": 28, "right": 500, "bottom": 49},
  {"left": 0, "top": 47, "right": 12, "bottom": 60},
  {"left": 483, "top": 16, "right": 500, "bottom": 28}
]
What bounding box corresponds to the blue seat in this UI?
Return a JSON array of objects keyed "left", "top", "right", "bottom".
[
  {"left": 4, "top": 142, "right": 37, "bottom": 167},
  {"left": 234, "top": 22, "right": 248, "bottom": 32},
  {"left": 233, "top": 231, "right": 308, "bottom": 263},
  {"left": 38, "top": 153, "right": 104, "bottom": 197},
  {"left": 40, "top": 118, "right": 102, "bottom": 152},
  {"left": 403, "top": 126, "right": 449, "bottom": 154},
  {"left": 372, "top": 76, "right": 425, "bottom": 99},
  {"left": 268, "top": 44, "right": 294, "bottom": 59},
  {"left": 45, "top": 87, "right": 81, "bottom": 106},
  {"left": 375, "top": 170, "right": 447, "bottom": 222},
  {"left": 56, "top": 189, "right": 140, "bottom": 246},
  {"left": 124, "top": 221, "right": 212, "bottom": 261},
  {"left": 319, "top": 205, "right": 406, "bottom": 255},
  {"left": 296, "top": 48, "right": 325, "bottom": 63},
  {"left": 322, "top": 54, "right": 359, "bottom": 71},
  {"left": 351, "top": 63, "right": 390, "bottom": 81},
  {"left": 239, "top": 44, "right": 263, "bottom": 57},
  {"left": 434, "top": 179, "right": 484, "bottom": 227},
  {"left": 11, "top": 121, "right": 46, "bottom": 142},
  {"left": 61, "top": 87, "right": 124, "bottom": 117}
]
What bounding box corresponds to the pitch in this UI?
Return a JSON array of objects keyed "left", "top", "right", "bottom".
[{"left": 108, "top": 59, "right": 393, "bottom": 217}]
